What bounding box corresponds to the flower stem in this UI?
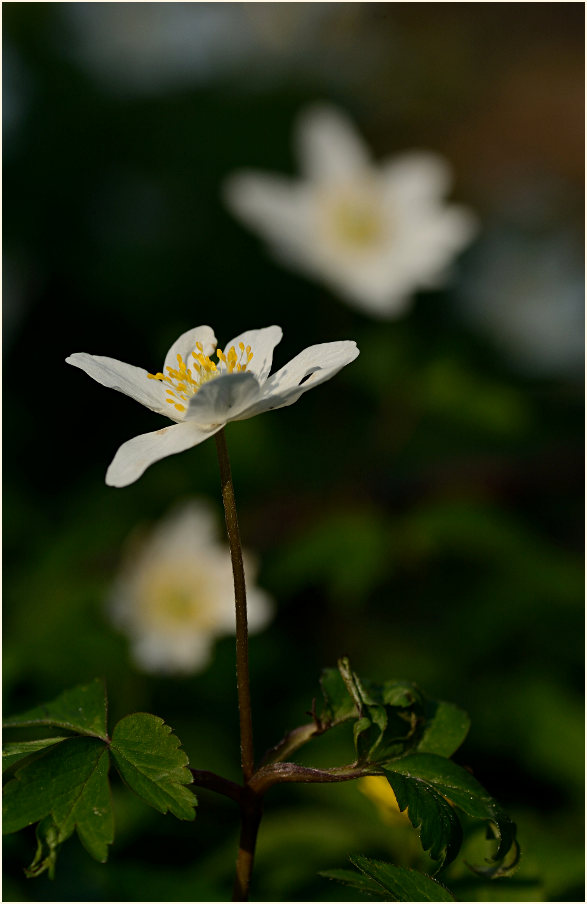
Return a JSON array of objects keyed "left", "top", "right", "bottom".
[
  {"left": 233, "top": 788, "right": 263, "bottom": 902},
  {"left": 214, "top": 427, "right": 255, "bottom": 783}
]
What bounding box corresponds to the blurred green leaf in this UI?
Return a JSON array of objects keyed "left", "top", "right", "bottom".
[
  {"left": 110, "top": 713, "right": 196, "bottom": 821},
  {"left": 2, "top": 678, "right": 108, "bottom": 740},
  {"left": 2, "top": 737, "right": 68, "bottom": 772},
  {"left": 321, "top": 855, "right": 456, "bottom": 900},
  {"left": 270, "top": 510, "right": 393, "bottom": 604},
  {"left": 2, "top": 737, "right": 113, "bottom": 866},
  {"left": 383, "top": 754, "right": 516, "bottom": 869},
  {"left": 417, "top": 358, "right": 531, "bottom": 436}
]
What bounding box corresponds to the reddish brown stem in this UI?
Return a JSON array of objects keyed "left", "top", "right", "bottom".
[{"left": 215, "top": 428, "right": 255, "bottom": 784}]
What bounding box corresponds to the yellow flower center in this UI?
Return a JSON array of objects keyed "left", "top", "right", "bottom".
[
  {"left": 320, "top": 183, "right": 386, "bottom": 251},
  {"left": 332, "top": 197, "right": 383, "bottom": 246},
  {"left": 139, "top": 569, "right": 215, "bottom": 631},
  {"left": 148, "top": 341, "right": 254, "bottom": 414}
]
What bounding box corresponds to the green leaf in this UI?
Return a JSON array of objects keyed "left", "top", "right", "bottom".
[
  {"left": 341, "top": 662, "right": 423, "bottom": 762},
  {"left": 2, "top": 679, "right": 108, "bottom": 740},
  {"left": 2, "top": 737, "right": 114, "bottom": 863},
  {"left": 384, "top": 754, "right": 516, "bottom": 867},
  {"left": 321, "top": 856, "right": 455, "bottom": 901},
  {"left": 2, "top": 738, "right": 68, "bottom": 772},
  {"left": 320, "top": 866, "right": 386, "bottom": 897},
  {"left": 24, "top": 817, "right": 60, "bottom": 879},
  {"left": 383, "top": 768, "right": 463, "bottom": 869},
  {"left": 352, "top": 856, "right": 456, "bottom": 901},
  {"left": 110, "top": 713, "right": 195, "bottom": 821},
  {"left": 320, "top": 666, "right": 360, "bottom": 726},
  {"left": 417, "top": 701, "right": 470, "bottom": 757}
]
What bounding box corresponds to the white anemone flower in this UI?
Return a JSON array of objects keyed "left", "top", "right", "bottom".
[
  {"left": 66, "top": 325, "right": 358, "bottom": 487},
  {"left": 109, "top": 500, "right": 273, "bottom": 675},
  {"left": 224, "top": 105, "right": 477, "bottom": 317}
]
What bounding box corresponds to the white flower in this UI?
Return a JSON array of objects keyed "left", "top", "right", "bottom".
[
  {"left": 66, "top": 325, "right": 359, "bottom": 487},
  {"left": 108, "top": 500, "right": 273, "bottom": 675},
  {"left": 224, "top": 105, "right": 477, "bottom": 317}
]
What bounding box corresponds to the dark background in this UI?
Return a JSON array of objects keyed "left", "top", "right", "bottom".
[{"left": 3, "top": 3, "right": 584, "bottom": 901}]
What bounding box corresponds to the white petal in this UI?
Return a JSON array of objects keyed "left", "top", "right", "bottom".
[
  {"left": 224, "top": 172, "right": 311, "bottom": 248},
  {"left": 164, "top": 325, "right": 217, "bottom": 373},
  {"left": 106, "top": 420, "right": 222, "bottom": 487},
  {"left": 221, "top": 326, "right": 283, "bottom": 384},
  {"left": 245, "top": 586, "right": 274, "bottom": 634},
  {"left": 381, "top": 152, "right": 453, "bottom": 206},
  {"left": 66, "top": 352, "right": 168, "bottom": 415},
  {"left": 186, "top": 371, "right": 262, "bottom": 426},
  {"left": 145, "top": 500, "right": 220, "bottom": 557},
  {"left": 240, "top": 341, "right": 359, "bottom": 416},
  {"left": 296, "top": 104, "right": 371, "bottom": 183},
  {"left": 132, "top": 632, "right": 212, "bottom": 675}
]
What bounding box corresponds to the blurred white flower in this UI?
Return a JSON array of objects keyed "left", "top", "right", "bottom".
[
  {"left": 224, "top": 105, "right": 477, "bottom": 317},
  {"left": 109, "top": 500, "right": 273, "bottom": 675},
  {"left": 66, "top": 324, "right": 358, "bottom": 487}
]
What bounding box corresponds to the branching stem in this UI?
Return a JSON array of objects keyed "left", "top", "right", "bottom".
[{"left": 212, "top": 429, "right": 378, "bottom": 901}]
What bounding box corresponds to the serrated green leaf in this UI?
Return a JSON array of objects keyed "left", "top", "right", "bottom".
[
  {"left": 417, "top": 701, "right": 471, "bottom": 758},
  {"left": 2, "top": 679, "right": 108, "bottom": 740},
  {"left": 2, "top": 737, "right": 113, "bottom": 863},
  {"left": 319, "top": 866, "right": 386, "bottom": 897},
  {"left": 110, "top": 713, "right": 195, "bottom": 821},
  {"left": 2, "top": 738, "right": 68, "bottom": 772},
  {"left": 384, "top": 754, "right": 517, "bottom": 867},
  {"left": 383, "top": 769, "right": 463, "bottom": 869},
  {"left": 350, "top": 856, "right": 456, "bottom": 901}
]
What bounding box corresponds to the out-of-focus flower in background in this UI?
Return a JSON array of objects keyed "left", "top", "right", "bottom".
[
  {"left": 108, "top": 500, "right": 272, "bottom": 675},
  {"left": 66, "top": 324, "right": 358, "bottom": 487},
  {"left": 358, "top": 776, "right": 409, "bottom": 826},
  {"left": 459, "top": 229, "right": 584, "bottom": 379},
  {"left": 224, "top": 105, "right": 477, "bottom": 318}
]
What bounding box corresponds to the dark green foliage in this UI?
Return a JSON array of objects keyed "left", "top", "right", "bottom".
[
  {"left": 317, "top": 660, "right": 517, "bottom": 877},
  {"left": 384, "top": 754, "right": 516, "bottom": 865},
  {"left": 320, "top": 658, "right": 426, "bottom": 762},
  {"left": 321, "top": 855, "right": 456, "bottom": 901},
  {"left": 382, "top": 768, "right": 463, "bottom": 869},
  {"left": 2, "top": 681, "right": 195, "bottom": 878},
  {"left": 2, "top": 738, "right": 69, "bottom": 773},
  {"left": 320, "top": 658, "right": 471, "bottom": 766}
]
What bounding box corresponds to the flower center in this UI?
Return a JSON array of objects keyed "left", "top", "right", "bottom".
[
  {"left": 331, "top": 197, "right": 383, "bottom": 246},
  {"left": 148, "top": 341, "right": 253, "bottom": 414},
  {"left": 140, "top": 571, "right": 213, "bottom": 630},
  {"left": 321, "top": 184, "right": 386, "bottom": 251}
]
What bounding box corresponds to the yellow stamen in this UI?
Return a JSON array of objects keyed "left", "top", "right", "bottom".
[{"left": 147, "top": 341, "right": 254, "bottom": 416}]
